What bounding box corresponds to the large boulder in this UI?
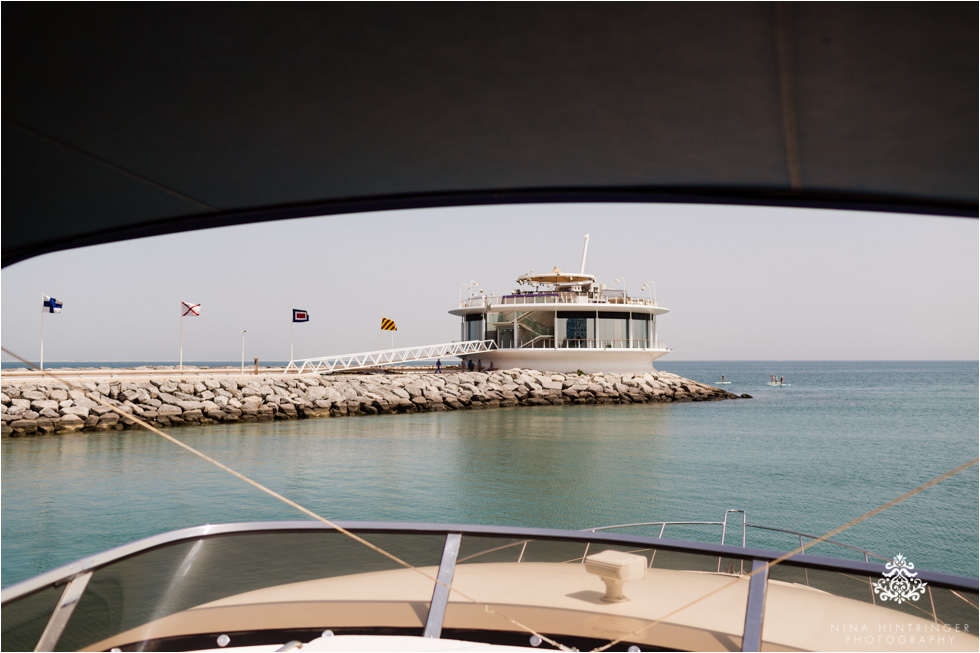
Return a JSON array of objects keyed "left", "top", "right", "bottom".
[
  {"left": 10, "top": 419, "right": 38, "bottom": 435},
  {"left": 56, "top": 414, "right": 86, "bottom": 433}
]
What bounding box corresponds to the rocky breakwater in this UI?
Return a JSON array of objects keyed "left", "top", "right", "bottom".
[{"left": 1, "top": 369, "right": 747, "bottom": 436}]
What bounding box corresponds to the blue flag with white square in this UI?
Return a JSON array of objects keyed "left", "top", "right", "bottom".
[
  {"left": 42, "top": 294, "right": 63, "bottom": 314},
  {"left": 292, "top": 309, "right": 309, "bottom": 322}
]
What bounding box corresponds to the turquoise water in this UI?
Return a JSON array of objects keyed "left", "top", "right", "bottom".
[{"left": 2, "top": 361, "right": 977, "bottom": 587}]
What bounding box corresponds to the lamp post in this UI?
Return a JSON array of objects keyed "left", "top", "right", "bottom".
[
  {"left": 615, "top": 277, "right": 627, "bottom": 299},
  {"left": 458, "top": 280, "right": 479, "bottom": 304},
  {"left": 641, "top": 281, "right": 657, "bottom": 348},
  {"left": 641, "top": 281, "right": 657, "bottom": 304}
]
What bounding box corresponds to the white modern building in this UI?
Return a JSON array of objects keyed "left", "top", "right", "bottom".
[{"left": 451, "top": 239, "right": 670, "bottom": 373}]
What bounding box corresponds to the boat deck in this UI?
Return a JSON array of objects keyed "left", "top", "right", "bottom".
[{"left": 3, "top": 521, "right": 976, "bottom": 652}]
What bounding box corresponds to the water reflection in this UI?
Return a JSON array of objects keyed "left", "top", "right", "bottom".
[
  {"left": 4, "top": 362, "right": 977, "bottom": 587},
  {"left": 2, "top": 404, "right": 678, "bottom": 584}
]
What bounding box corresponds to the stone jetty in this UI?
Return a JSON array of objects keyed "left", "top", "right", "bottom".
[{"left": 1, "top": 369, "right": 747, "bottom": 437}]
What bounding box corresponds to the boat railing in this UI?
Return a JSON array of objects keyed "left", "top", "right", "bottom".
[
  {"left": 583, "top": 510, "right": 894, "bottom": 582},
  {"left": 3, "top": 520, "right": 976, "bottom": 653}
]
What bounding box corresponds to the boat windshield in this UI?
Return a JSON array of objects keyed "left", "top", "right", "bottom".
[{"left": 3, "top": 523, "right": 977, "bottom": 652}]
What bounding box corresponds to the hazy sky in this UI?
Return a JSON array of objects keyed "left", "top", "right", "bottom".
[{"left": 2, "top": 203, "right": 977, "bottom": 363}]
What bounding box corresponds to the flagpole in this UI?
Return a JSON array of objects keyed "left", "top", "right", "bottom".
[
  {"left": 40, "top": 296, "right": 45, "bottom": 371},
  {"left": 241, "top": 330, "right": 246, "bottom": 374},
  {"left": 290, "top": 319, "right": 294, "bottom": 363},
  {"left": 179, "top": 312, "right": 183, "bottom": 371}
]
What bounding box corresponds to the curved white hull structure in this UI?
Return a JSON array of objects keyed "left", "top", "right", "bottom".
[
  {"left": 460, "top": 347, "right": 670, "bottom": 374},
  {"left": 452, "top": 250, "right": 671, "bottom": 373}
]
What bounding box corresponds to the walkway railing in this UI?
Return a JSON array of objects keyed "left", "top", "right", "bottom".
[{"left": 284, "top": 340, "right": 497, "bottom": 375}]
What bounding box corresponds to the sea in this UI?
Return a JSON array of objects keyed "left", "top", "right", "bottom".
[{"left": 2, "top": 360, "right": 977, "bottom": 588}]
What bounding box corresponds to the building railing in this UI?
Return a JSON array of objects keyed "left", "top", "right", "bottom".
[
  {"left": 473, "top": 335, "right": 670, "bottom": 351},
  {"left": 459, "top": 292, "right": 658, "bottom": 309},
  {"left": 519, "top": 336, "right": 555, "bottom": 349},
  {"left": 514, "top": 338, "right": 669, "bottom": 350}
]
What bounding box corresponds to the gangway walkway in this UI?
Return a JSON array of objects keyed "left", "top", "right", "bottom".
[{"left": 284, "top": 340, "right": 497, "bottom": 375}]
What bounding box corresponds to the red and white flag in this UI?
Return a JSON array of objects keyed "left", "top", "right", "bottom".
[{"left": 181, "top": 301, "right": 201, "bottom": 317}]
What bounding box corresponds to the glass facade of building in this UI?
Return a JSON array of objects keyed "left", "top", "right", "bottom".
[
  {"left": 556, "top": 311, "right": 594, "bottom": 348},
  {"left": 465, "top": 313, "right": 483, "bottom": 341},
  {"left": 466, "top": 310, "right": 655, "bottom": 349},
  {"left": 487, "top": 312, "right": 514, "bottom": 348},
  {"left": 631, "top": 312, "right": 651, "bottom": 347},
  {"left": 596, "top": 311, "right": 628, "bottom": 347}
]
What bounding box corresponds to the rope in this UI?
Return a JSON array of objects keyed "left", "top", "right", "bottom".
[{"left": 951, "top": 590, "right": 978, "bottom": 610}]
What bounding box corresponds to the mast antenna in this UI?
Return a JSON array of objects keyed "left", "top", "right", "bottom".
[{"left": 579, "top": 234, "right": 590, "bottom": 274}]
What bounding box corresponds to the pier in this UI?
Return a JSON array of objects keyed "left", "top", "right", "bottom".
[{"left": 1, "top": 368, "right": 746, "bottom": 436}]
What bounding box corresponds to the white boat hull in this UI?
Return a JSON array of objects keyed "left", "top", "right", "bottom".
[{"left": 459, "top": 348, "right": 670, "bottom": 373}]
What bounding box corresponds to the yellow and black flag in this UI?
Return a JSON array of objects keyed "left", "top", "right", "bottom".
[{"left": 381, "top": 317, "right": 397, "bottom": 331}]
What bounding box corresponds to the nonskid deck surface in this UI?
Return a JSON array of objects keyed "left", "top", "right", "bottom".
[{"left": 88, "top": 563, "right": 977, "bottom": 652}]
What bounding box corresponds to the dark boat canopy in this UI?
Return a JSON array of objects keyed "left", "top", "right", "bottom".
[{"left": 3, "top": 3, "right": 976, "bottom": 266}]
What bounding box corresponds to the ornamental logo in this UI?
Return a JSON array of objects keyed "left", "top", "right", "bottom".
[{"left": 873, "top": 554, "right": 928, "bottom": 604}]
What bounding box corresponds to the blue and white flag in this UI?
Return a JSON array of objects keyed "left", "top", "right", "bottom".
[
  {"left": 42, "top": 294, "right": 63, "bottom": 314},
  {"left": 292, "top": 309, "right": 310, "bottom": 322}
]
